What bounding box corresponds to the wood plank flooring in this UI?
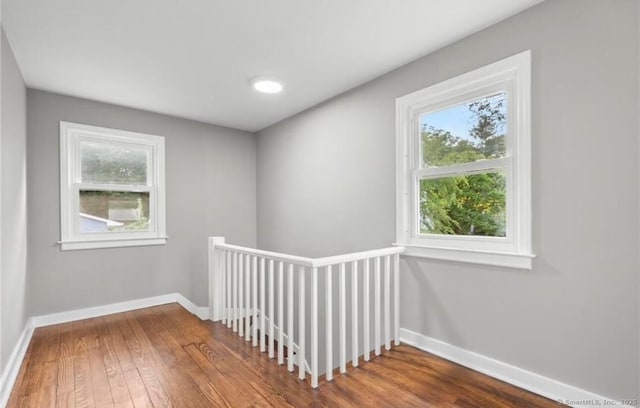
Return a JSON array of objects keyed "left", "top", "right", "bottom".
[{"left": 7, "top": 303, "right": 564, "bottom": 407}]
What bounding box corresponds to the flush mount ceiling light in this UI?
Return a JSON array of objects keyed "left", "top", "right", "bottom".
[{"left": 251, "top": 77, "right": 284, "bottom": 94}]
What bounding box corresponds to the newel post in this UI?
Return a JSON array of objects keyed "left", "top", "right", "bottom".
[{"left": 208, "top": 236, "right": 226, "bottom": 322}]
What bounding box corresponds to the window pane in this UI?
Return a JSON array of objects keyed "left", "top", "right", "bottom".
[
  {"left": 81, "top": 142, "right": 148, "bottom": 185},
  {"left": 419, "top": 171, "right": 506, "bottom": 237},
  {"left": 79, "top": 190, "right": 150, "bottom": 233},
  {"left": 420, "top": 92, "right": 506, "bottom": 167}
]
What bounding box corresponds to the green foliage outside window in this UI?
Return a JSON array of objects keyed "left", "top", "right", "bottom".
[{"left": 420, "top": 94, "right": 507, "bottom": 237}]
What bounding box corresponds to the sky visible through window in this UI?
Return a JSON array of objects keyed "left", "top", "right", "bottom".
[{"left": 419, "top": 94, "right": 506, "bottom": 143}]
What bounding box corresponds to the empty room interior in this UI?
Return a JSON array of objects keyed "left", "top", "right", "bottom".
[{"left": 0, "top": 0, "right": 639, "bottom": 407}]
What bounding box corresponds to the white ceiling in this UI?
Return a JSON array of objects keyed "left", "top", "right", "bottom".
[{"left": 2, "top": 0, "right": 542, "bottom": 132}]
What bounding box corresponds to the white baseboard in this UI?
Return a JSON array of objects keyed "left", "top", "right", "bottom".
[
  {"left": 173, "top": 293, "right": 209, "bottom": 320},
  {"left": 31, "top": 294, "right": 173, "bottom": 327},
  {"left": 30, "top": 293, "right": 209, "bottom": 328},
  {"left": 0, "top": 292, "right": 208, "bottom": 407},
  {"left": 0, "top": 318, "right": 35, "bottom": 408},
  {"left": 400, "top": 328, "right": 633, "bottom": 408}
]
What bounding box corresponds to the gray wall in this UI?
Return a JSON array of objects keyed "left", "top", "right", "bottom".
[
  {"left": 1, "top": 28, "right": 27, "bottom": 370},
  {"left": 257, "top": 0, "right": 639, "bottom": 400},
  {"left": 27, "top": 90, "right": 257, "bottom": 316}
]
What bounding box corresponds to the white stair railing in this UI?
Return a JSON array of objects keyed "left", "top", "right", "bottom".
[{"left": 208, "top": 236, "right": 404, "bottom": 388}]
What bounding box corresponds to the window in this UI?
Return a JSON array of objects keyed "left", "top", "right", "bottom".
[
  {"left": 60, "top": 122, "right": 166, "bottom": 250},
  {"left": 395, "top": 51, "right": 533, "bottom": 269}
]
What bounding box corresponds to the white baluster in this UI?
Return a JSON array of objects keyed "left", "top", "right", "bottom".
[
  {"left": 222, "top": 250, "right": 227, "bottom": 325},
  {"left": 287, "top": 264, "right": 294, "bottom": 372},
  {"left": 351, "top": 260, "right": 358, "bottom": 368},
  {"left": 311, "top": 266, "right": 318, "bottom": 388},
  {"left": 260, "top": 257, "right": 266, "bottom": 352},
  {"left": 233, "top": 251, "right": 238, "bottom": 333},
  {"left": 374, "top": 256, "right": 381, "bottom": 356},
  {"left": 226, "top": 251, "right": 232, "bottom": 328},
  {"left": 325, "top": 265, "right": 333, "bottom": 381},
  {"left": 252, "top": 255, "right": 258, "bottom": 346},
  {"left": 245, "top": 254, "right": 251, "bottom": 341},
  {"left": 278, "top": 262, "right": 284, "bottom": 365},
  {"left": 339, "top": 262, "right": 346, "bottom": 373},
  {"left": 298, "top": 266, "right": 306, "bottom": 380},
  {"left": 238, "top": 254, "right": 244, "bottom": 337},
  {"left": 363, "top": 258, "right": 370, "bottom": 362},
  {"left": 211, "top": 242, "right": 404, "bottom": 388},
  {"left": 268, "top": 259, "right": 275, "bottom": 358},
  {"left": 394, "top": 253, "right": 400, "bottom": 346},
  {"left": 384, "top": 255, "right": 391, "bottom": 350}
]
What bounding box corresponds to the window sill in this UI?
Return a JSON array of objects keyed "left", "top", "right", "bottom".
[
  {"left": 60, "top": 237, "right": 167, "bottom": 251},
  {"left": 399, "top": 244, "right": 535, "bottom": 270}
]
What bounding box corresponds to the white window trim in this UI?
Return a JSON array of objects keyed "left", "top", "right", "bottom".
[
  {"left": 60, "top": 122, "right": 167, "bottom": 251},
  {"left": 395, "top": 50, "right": 534, "bottom": 269}
]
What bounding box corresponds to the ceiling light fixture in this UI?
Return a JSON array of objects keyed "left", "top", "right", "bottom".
[{"left": 251, "top": 77, "right": 284, "bottom": 94}]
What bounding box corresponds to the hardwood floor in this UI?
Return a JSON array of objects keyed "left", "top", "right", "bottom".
[{"left": 7, "top": 303, "right": 563, "bottom": 407}]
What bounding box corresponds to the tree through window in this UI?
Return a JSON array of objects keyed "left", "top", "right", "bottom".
[{"left": 419, "top": 93, "right": 506, "bottom": 237}]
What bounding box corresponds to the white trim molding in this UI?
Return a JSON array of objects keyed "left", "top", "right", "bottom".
[
  {"left": 396, "top": 50, "right": 533, "bottom": 269},
  {"left": 0, "top": 293, "right": 208, "bottom": 406},
  {"left": 402, "top": 244, "right": 535, "bottom": 269},
  {"left": 30, "top": 293, "right": 208, "bottom": 327},
  {"left": 173, "top": 293, "right": 209, "bottom": 321},
  {"left": 400, "top": 328, "right": 635, "bottom": 408},
  {"left": 0, "top": 319, "right": 34, "bottom": 407},
  {"left": 59, "top": 121, "right": 167, "bottom": 251},
  {"left": 59, "top": 236, "right": 168, "bottom": 251}
]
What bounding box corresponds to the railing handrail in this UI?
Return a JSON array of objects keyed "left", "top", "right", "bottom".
[
  {"left": 214, "top": 242, "right": 315, "bottom": 266},
  {"left": 209, "top": 236, "right": 404, "bottom": 388},
  {"left": 214, "top": 241, "right": 404, "bottom": 268},
  {"left": 313, "top": 246, "right": 404, "bottom": 267}
]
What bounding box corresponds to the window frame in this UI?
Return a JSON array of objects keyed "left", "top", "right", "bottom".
[
  {"left": 60, "top": 121, "right": 167, "bottom": 250},
  {"left": 395, "top": 51, "right": 533, "bottom": 269}
]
